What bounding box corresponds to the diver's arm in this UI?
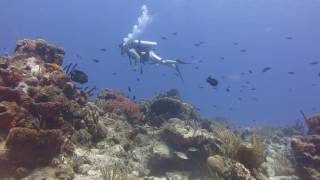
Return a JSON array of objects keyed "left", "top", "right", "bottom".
[{"left": 128, "top": 48, "right": 141, "bottom": 62}]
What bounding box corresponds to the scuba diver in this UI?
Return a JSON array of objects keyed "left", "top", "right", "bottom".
[{"left": 120, "top": 39, "right": 189, "bottom": 81}]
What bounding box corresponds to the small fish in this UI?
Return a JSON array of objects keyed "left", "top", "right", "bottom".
[
  {"left": 199, "top": 86, "right": 204, "bottom": 89},
  {"left": 248, "top": 70, "right": 253, "bottom": 74},
  {"left": 112, "top": 72, "right": 117, "bottom": 75},
  {"left": 226, "top": 88, "right": 230, "bottom": 92},
  {"left": 233, "top": 42, "right": 239, "bottom": 45},
  {"left": 241, "top": 49, "right": 247, "bottom": 53},
  {"left": 136, "top": 78, "right": 140, "bottom": 81},
  {"left": 76, "top": 54, "right": 82, "bottom": 59},
  {"left": 262, "top": 67, "right": 271, "bottom": 72},
  {"left": 92, "top": 59, "right": 100, "bottom": 63},
  {"left": 100, "top": 48, "right": 107, "bottom": 52},
  {"left": 171, "top": 32, "right": 178, "bottom": 36},
  {"left": 251, "top": 88, "right": 257, "bottom": 91},
  {"left": 310, "top": 61, "right": 319, "bottom": 65},
  {"left": 132, "top": 95, "right": 136, "bottom": 100},
  {"left": 285, "top": 36, "right": 293, "bottom": 40},
  {"left": 188, "top": 147, "right": 198, "bottom": 152},
  {"left": 194, "top": 66, "right": 199, "bottom": 70},
  {"left": 161, "top": 36, "right": 167, "bottom": 40},
  {"left": 70, "top": 69, "right": 88, "bottom": 84},
  {"left": 220, "top": 57, "right": 225, "bottom": 60},
  {"left": 190, "top": 55, "right": 195, "bottom": 58},
  {"left": 206, "top": 76, "right": 218, "bottom": 87},
  {"left": 318, "top": 72, "right": 320, "bottom": 77},
  {"left": 175, "top": 152, "right": 188, "bottom": 160},
  {"left": 288, "top": 71, "right": 295, "bottom": 75},
  {"left": 128, "top": 87, "right": 132, "bottom": 92}
]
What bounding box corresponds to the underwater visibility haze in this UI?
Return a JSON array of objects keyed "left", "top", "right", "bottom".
[{"left": 0, "top": 0, "right": 320, "bottom": 179}]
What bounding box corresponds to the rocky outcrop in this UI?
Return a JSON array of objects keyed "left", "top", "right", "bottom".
[
  {"left": 140, "top": 96, "right": 200, "bottom": 126},
  {"left": 5, "top": 128, "right": 64, "bottom": 168},
  {"left": 207, "top": 155, "right": 256, "bottom": 180},
  {"left": 291, "top": 114, "right": 320, "bottom": 180}
]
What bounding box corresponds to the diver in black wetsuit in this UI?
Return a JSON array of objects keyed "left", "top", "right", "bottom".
[{"left": 120, "top": 39, "right": 188, "bottom": 81}]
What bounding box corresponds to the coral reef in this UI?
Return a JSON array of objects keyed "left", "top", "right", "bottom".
[
  {"left": 0, "top": 39, "right": 102, "bottom": 178},
  {"left": 291, "top": 114, "right": 320, "bottom": 180},
  {"left": 0, "top": 39, "right": 303, "bottom": 180}
]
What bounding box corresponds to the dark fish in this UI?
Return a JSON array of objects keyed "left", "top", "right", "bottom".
[
  {"left": 248, "top": 70, "right": 253, "bottom": 74},
  {"left": 171, "top": 32, "right": 178, "bottom": 36},
  {"left": 193, "top": 43, "right": 200, "bottom": 47},
  {"left": 92, "top": 59, "right": 100, "bottom": 63},
  {"left": 238, "top": 97, "right": 242, "bottom": 101},
  {"left": 194, "top": 66, "right": 199, "bottom": 70},
  {"left": 240, "top": 72, "right": 245, "bottom": 76},
  {"left": 245, "top": 81, "right": 250, "bottom": 84},
  {"left": 285, "top": 37, "right": 293, "bottom": 40},
  {"left": 206, "top": 76, "right": 218, "bottom": 87},
  {"left": 161, "top": 36, "right": 167, "bottom": 40},
  {"left": 112, "top": 72, "right": 117, "bottom": 75},
  {"left": 199, "top": 86, "right": 204, "bottom": 89},
  {"left": 128, "top": 87, "right": 132, "bottom": 92},
  {"left": 190, "top": 56, "right": 195, "bottom": 58},
  {"left": 132, "top": 95, "right": 136, "bottom": 100},
  {"left": 241, "top": 49, "right": 247, "bottom": 53},
  {"left": 226, "top": 88, "right": 230, "bottom": 92},
  {"left": 136, "top": 78, "right": 140, "bottom": 81},
  {"left": 162, "top": 73, "right": 166, "bottom": 76},
  {"left": 288, "top": 71, "right": 295, "bottom": 75},
  {"left": 233, "top": 42, "right": 239, "bottom": 45},
  {"left": 70, "top": 69, "right": 88, "bottom": 84},
  {"left": 310, "top": 61, "right": 319, "bottom": 65},
  {"left": 76, "top": 54, "right": 82, "bottom": 59},
  {"left": 318, "top": 72, "right": 320, "bottom": 77},
  {"left": 220, "top": 57, "right": 225, "bottom": 60},
  {"left": 197, "top": 60, "right": 203, "bottom": 63},
  {"left": 262, "top": 67, "right": 271, "bottom": 72},
  {"left": 251, "top": 88, "right": 257, "bottom": 91},
  {"left": 100, "top": 48, "right": 107, "bottom": 52}
]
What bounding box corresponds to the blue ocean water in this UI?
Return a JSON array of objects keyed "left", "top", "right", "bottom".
[{"left": 0, "top": 0, "right": 319, "bottom": 126}]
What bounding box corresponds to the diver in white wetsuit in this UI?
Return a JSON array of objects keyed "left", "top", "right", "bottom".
[{"left": 120, "top": 39, "right": 188, "bottom": 81}]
